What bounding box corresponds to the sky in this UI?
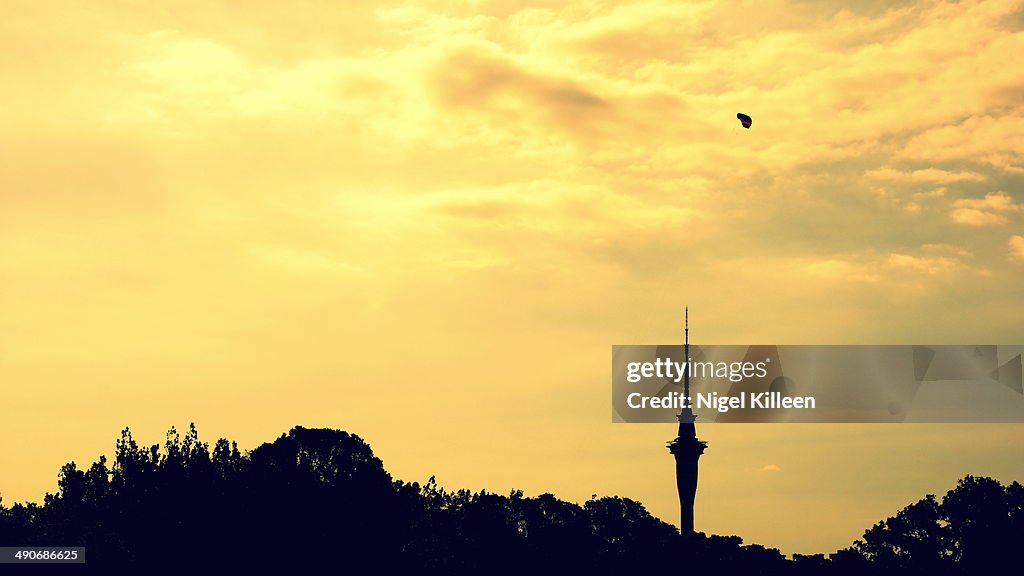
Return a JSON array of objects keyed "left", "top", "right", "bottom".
[{"left": 2, "top": 0, "right": 1024, "bottom": 556}]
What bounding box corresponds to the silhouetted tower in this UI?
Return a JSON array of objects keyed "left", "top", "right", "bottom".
[{"left": 667, "top": 307, "right": 707, "bottom": 535}]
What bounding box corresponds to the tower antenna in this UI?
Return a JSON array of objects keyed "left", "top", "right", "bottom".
[{"left": 684, "top": 307, "right": 689, "bottom": 399}]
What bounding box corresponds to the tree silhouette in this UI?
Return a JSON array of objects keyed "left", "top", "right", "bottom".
[
  {"left": 1, "top": 425, "right": 1021, "bottom": 575},
  {"left": 848, "top": 474, "right": 1024, "bottom": 574}
]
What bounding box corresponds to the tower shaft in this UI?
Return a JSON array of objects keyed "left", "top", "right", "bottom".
[{"left": 670, "top": 432, "right": 704, "bottom": 534}]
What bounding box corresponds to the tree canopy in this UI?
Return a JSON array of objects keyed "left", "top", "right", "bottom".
[{"left": 1, "top": 425, "right": 1020, "bottom": 574}]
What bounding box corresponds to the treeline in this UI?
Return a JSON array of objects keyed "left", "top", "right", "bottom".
[{"left": 0, "top": 425, "right": 1021, "bottom": 574}]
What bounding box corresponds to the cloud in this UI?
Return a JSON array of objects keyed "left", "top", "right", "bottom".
[
  {"left": 799, "top": 258, "right": 880, "bottom": 283},
  {"left": 913, "top": 187, "right": 947, "bottom": 200},
  {"left": 922, "top": 243, "right": 973, "bottom": 258},
  {"left": 879, "top": 243, "right": 994, "bottom": 279},
  {"left": 885, "top": 253, "right": 961, "bottom": 275},
  {"left": 898, "top": 113, "right": 1024, "bottom": 174},
  {"left": 956, "top": 191, "right": 1024, "bottom": 212},
  {"left": 1010, "top": 235, "right": 1024, "bottom": 261},
  {"left": 865, "top": 167, "right": 987, "bottom": 183},
  {"left": 756, "top": 464, "right": 782, "bottom": 473},
  {"left": 950, "top": 192, "right": 1022, "bottom": 226},
  {"left": 951, "top": 209, "right": 1008, "bottom": 226},
  {"left": 902, "top": 187, "right": 948, "bottom": 214},
  {"left": 429, "top": 44, "right": 613, "bottom": 140}
]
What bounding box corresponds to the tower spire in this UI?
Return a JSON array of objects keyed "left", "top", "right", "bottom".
[{"left": 684, "top": 306, "right": 689, "bottom": 399}]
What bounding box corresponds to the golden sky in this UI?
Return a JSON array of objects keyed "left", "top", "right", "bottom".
[{"left": 2, "top": 0, "right": 1024, "bottom": 555}]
